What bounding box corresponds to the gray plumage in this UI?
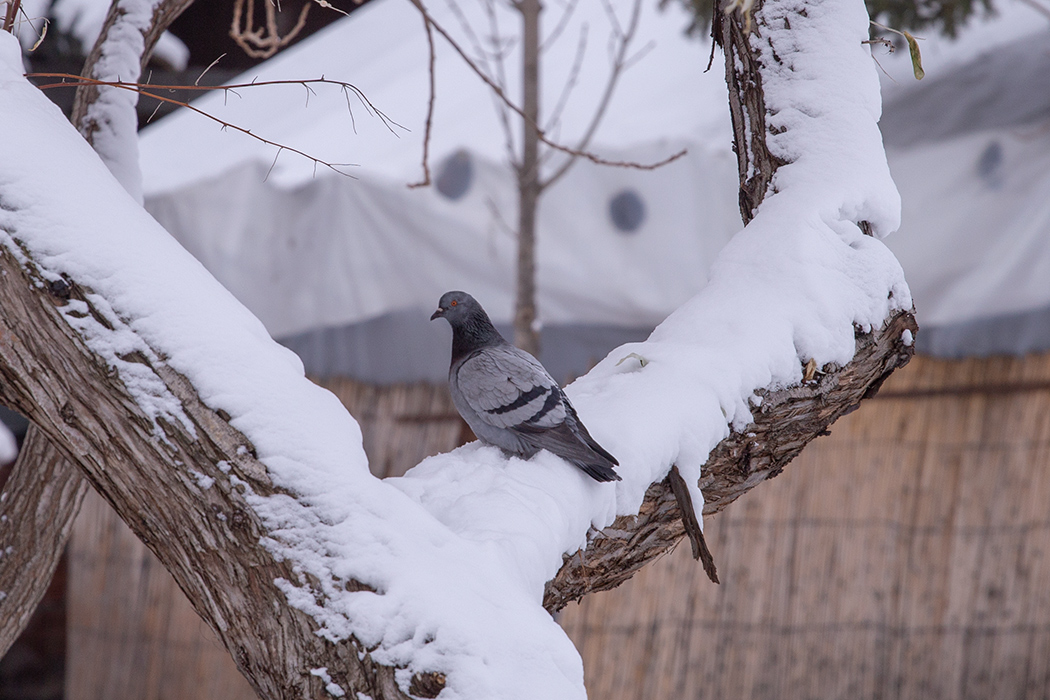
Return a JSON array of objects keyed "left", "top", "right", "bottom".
[{"left": 431, "top": 291, "right": 621, "bottom": 482}]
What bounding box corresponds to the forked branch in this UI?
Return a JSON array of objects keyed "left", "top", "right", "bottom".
[
  {"left": 33, "top": 74, "right": 404, "bottom": 178},
  {"left": 542, "top": 0, "right": 916, "bottom": 609}
]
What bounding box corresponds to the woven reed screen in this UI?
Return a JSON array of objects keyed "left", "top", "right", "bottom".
[
  {"left": 559, "top": 352, "right": 1050, "bottom": 699},
  {"left": 64, "top": 354, "right": 1050, "bottom": 699}
]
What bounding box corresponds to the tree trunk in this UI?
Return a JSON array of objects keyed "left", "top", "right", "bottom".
[
  {"left": 544, "top": 309, "right": 914, "bottom": 610},
  {"left": 715, "top": 0, "right": 785, "bottom": 224},
  {"left": 0, "top": 0, "right": 914, "bottom": 696},
  {"left": 0, "top": 246, "right": 413, "bottom": 700},
  {"left": 513, "top": 0, "right": 542, "bottom": 356},
  {"left": 0, "top": 426, "right": 88, "bottom": 658}
]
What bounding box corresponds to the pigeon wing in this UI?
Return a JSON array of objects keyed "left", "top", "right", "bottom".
[
  {"left": 455, "top": 345, "right": 566, "bottom": 431},
  {"left": 514, "top": 398, "right": 621, "bottom": 481}
]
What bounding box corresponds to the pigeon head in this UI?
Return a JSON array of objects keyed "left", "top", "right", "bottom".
[
  {"left": 431, "top": 291, "right": 505, "bottom": 358},
  {"left": 430, "top": 290, "right": 480, "bottom": 324}
]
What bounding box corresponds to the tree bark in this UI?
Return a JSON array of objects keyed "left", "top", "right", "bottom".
[
  {"left": 544, "top": 309, "right": 915, "bottom": 610},
  {"left": 0, "top": 426, "right": 88, "bottom": 658},
  {"left": 513, "top": 0, "right": 542, "bottom": 356},
  {"left": 541, "top": 0, "right": 916, "bottom": 611},
  {"left": 715, "top": 0, "right": 786, "bottom": 224},
  {"left": 0, "top": 247, "right": 413, "bottom": 700},
  {"left": 0, "top": 0, "right": 914, "bottom": 696}
]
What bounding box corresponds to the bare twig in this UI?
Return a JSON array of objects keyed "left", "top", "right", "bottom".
[
  {"left": 480, "top": 0, "right": 519, "bottom": 168},
  {"left": 34, "top": 73, "right": 404, "bottom": 133},
  {"left": 540, "top": 0, "right": 644, "bottom": 190},
  {"left": 7, "top": 0, "right": 47, "bottom": 48},
  {"left": 406, "top": 0, "right": 684, "bottom": 175},
  {"left": 539, "top": 0, "right": 581, "bottom": 52},
  {"left": 310, "top": 0, "right": 350, "bottom": 17},
  {"left": 2, "top": 0, "right": 21, "bottom": 33},
  {"left": 542, "top": 23, "right": 588, "bottom": 135},
  {"left": 230, "top": 0, "right": 311, "bottom": 59},
  {"left": 196, "top": 53, "right": 228, "bottom": 85},
  {"left": 408, "top": 9, "right": 437, "bottom": 188},
  {"left": 33, "top": 74, "right": 378, "bottom": 177}
]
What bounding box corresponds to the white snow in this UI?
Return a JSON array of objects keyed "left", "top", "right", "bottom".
[
  {"left": 310, "top": 667, "right": 347, "bottom": 697},
  {"left": 75, "top": 0, "right": 174, "bottom": 203},
  {"left": 190, "top": 470, "right": 216, "bottom": 490},
  {"left": 59, "top": 295, "right": 196, "bottom": 439},
  {"left": 0, "top": 0, "right": 909, "bottom": 696},
  {"left": 0, "top": 421, "right": 17, "bottom": 465}
]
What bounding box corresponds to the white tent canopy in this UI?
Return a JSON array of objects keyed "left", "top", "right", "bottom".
[
  {"left": 139, "top": 0, "right": 1050, "bottom": 382},
  {"left": 139, "top": 0, "right": 732, "bottom": 192}
]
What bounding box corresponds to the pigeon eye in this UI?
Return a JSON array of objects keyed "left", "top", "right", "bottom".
[{"left": 450, "top": 300, "right": 458, "bottom": 307}]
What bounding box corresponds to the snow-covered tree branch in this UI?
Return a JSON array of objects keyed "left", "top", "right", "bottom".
[
  {"left": 71, "top": 0, "right": 194, "bottom": 201},
  {"left": 0, "top": 0, "right": 915, "bottom": 698}
]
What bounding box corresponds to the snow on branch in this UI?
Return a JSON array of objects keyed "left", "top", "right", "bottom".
[
  {"left": 71, "top": 0, "right": 195, "bottom": 202},
  {"left": 540, "top": 0, "right": 914, "bottom": 606}
]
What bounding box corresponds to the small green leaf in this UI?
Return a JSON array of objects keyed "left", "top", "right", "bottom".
[{"left": 903, "top": 31, "right": 924, "bottom": 80}]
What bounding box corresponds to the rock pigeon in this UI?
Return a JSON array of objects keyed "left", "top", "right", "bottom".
[{"left": 431, "top": 291, "right": 621, "bottom": 482}]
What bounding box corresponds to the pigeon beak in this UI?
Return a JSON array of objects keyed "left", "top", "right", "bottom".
[{"left": 430, "top": 308, "right": 444, "bottom": 321}]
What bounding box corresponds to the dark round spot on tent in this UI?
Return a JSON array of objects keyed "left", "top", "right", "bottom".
[
  {"left": 435, "top": 150, "right": 474, "bottom": 200},
  {"left": 976, "top": 140, "right": 1003, "bottom": 183},
  {"left": 608, "top": 189, "right": 646, "bottom": 233}
]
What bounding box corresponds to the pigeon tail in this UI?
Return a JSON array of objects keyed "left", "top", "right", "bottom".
[{"left": 573, "top": 458, "right": 622, "bottom": 483}]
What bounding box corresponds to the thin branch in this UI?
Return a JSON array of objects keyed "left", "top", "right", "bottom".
[
  {"left": 2, "top": 0, "right": 21, "bottom": 32},
  {"left": 539, "top": 0, "right": 580, "bottom": 52},
  {"left": 408, "top": 9, "right": 437, "bottom": 189},
  {"left": 196, "top": 53, "right": 228, "bottom": 85},
  {"left": 542, "top": 23, "right": 588, "bottom": 134},
  {"left": 480, "top": 0, "right": 519, "bottom": 168},
  {"left": 310, "top": 0, "right": 350, "bottom": 17},
  {"left": 34, "top": 74, "right": 367, "bottom": 178},
  {"left": 406, "top": 0, "right": 684, "bottom": 176},
  {"left": 446, "top": 0, "right": 518, "bottom": 168},
  {"left": 539, "top": 0, "right": 644, "bottom": 190},
  {"left": 39, "top": 74, "right": 404, "bottom": 134},
  {"left": 445, "top": 0, "right": 496, "bottom": 67},
  {"left": 485, "top": 195, "right": 517, "bottom": 238},
  {"left": 9, "top": 0, "right": 48, "bottom": 48}
]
